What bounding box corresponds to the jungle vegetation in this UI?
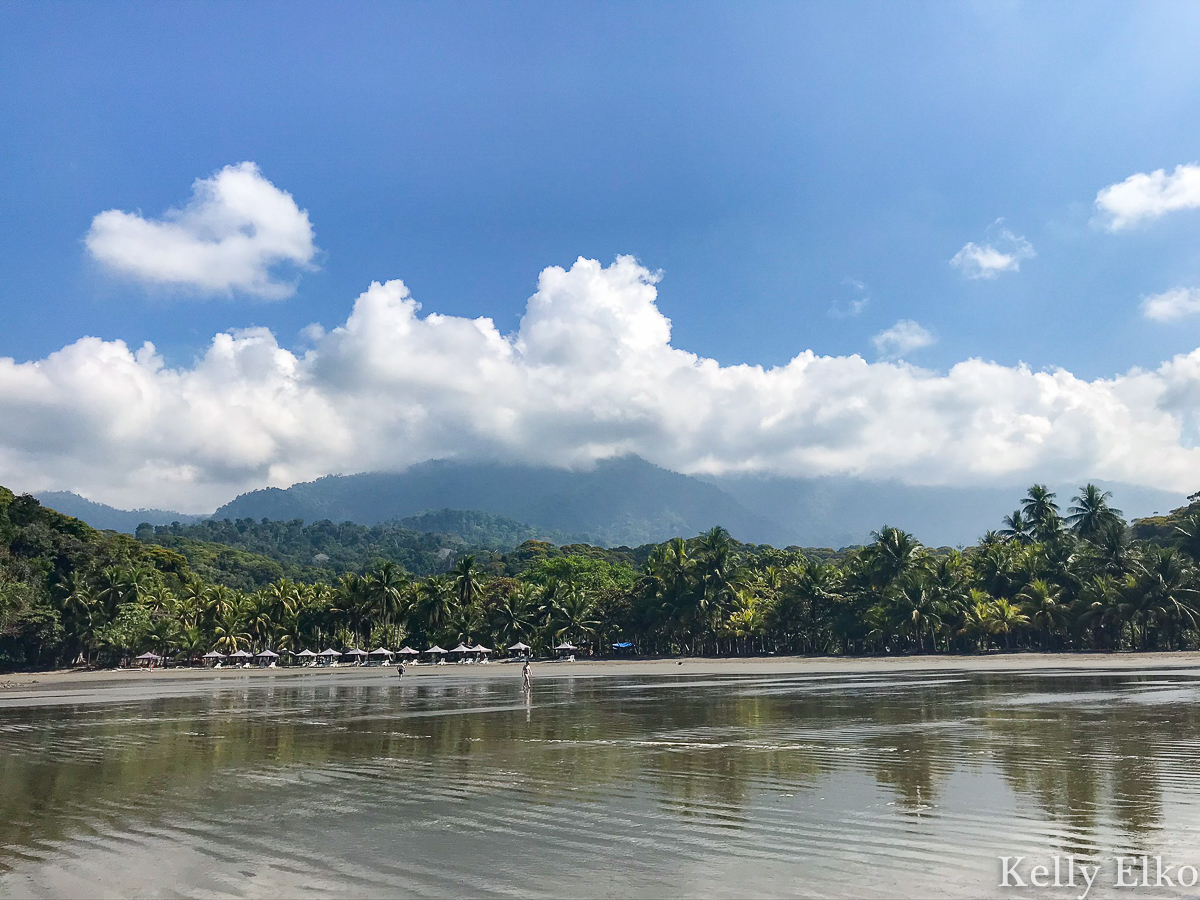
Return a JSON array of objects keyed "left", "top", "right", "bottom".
[{"left": 4, "top": 481, "right": 1200, "bottom": 670}]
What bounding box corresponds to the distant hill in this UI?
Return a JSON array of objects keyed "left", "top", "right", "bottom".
[
  {"left": 142, "top": 518, "right": 475, "bottom": 586},
  {"left": 141, "top": 509, "right": 585, "bottom": 588},
  {"left": 35, "top": 461, "right": 1189, "bottom": 549},
  {"left": 214, "top": 457, "right": 781, "bottom": 547},
  {"left": 707, "top": 474, "right": 1185, "bottom": 548},
  {"left": 34, "top": 491, "right": 205, "bottom": 534},
  {"left": 392, "top": 509, "right": 586, "bottom": 548}
]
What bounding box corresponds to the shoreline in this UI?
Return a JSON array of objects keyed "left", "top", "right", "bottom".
[{"left": 3, "top": 649, "right": 1200, "bottom": 697}]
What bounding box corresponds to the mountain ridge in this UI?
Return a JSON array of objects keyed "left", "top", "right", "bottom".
[
  {"left": 33, "top": 458, "right": 1188, "bottom": 549},
  {"left": 213, "top": 456, "right": 783, "bottom": 547}
]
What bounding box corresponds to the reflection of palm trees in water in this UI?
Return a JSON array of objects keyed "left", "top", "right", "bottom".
[{"left": 0, "top": 672, "right": 1191, "bottom": 862}]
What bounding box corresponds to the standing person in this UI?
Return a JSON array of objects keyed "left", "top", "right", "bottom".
[
  {"left": 522, "top": 659, "right": 531, "bottom": 691},
  {"left": 397, "top": 662, "right": 405, "bottom": 680}
]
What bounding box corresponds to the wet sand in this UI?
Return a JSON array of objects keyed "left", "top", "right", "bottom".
[{"left": 3, "top": 650, "right": 1200, "bottom": 707}]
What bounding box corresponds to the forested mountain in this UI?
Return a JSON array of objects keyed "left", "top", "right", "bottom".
[
  {"left": 141, "top": 518, "right": 488, "bottom": 587},
  {"left": 34, "top": 491, "right": 203, "bottom": 532},
  {"left": 37, "top": 460, "right": 1182, "bottom": 550},
  {"left": 138, "top": 513, "right": 593, "bottom": 590},
  {"left": 214, "top": 457, "right": 781, "bottom": 547},
  {"left": 392, "top": 510, "right": 585, "bottom": 548}
]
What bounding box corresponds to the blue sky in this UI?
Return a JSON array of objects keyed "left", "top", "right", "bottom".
[{"left": 4, "top": 2, "right": 1200, "bottom": 509}]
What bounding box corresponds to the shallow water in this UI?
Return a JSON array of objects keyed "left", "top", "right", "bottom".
[{"left": 3, "top": 667, "right": 1200, "bottom": 898}]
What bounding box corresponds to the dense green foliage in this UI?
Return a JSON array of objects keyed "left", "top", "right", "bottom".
[
  {"left": 138, "top": 511, "right": 584, "bottom": 588},
  {"left": 5, "top": 482, "right": 1200, "bottom": 671}
]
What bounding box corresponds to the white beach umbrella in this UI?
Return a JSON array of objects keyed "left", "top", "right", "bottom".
[
  {"left": 343, "top": 648, "right": 368, "bottom": 657},
  {"left": 296, "top": 649, "right": 317, "bottom": 658},
  {"left": 471, "top": 644, "right": 492, "bottom": 653},
  {"left": 368, "top": 647, "right": 395, "bottom": 656},
  {"left": 229, "top": 650, "right": 253, "bottom": 659},
  {"left": 136, "top": 652, "right": 162, "bottom": 660},
  {"left": 256, "top": 649, "right": 280, "bottom": 658},
  {"left": 425, "top": 646, "right": 448, "bottom": 654},
  {"left": 507, "top": 642, "right": 530, "bottom": 651},
  {"left": 319, "top": 648, "right": 341, "bottom": 657},
  {"left": 450, "top": 643, "right": 471, "bottom": 654},
  {"left": 203, "top": 650, "right": 227, "bottom": 659},
  {"left": 554, "top": 642, "right": 578, "bottom": 651},
  {"left": 397, "top": 647, "right": 420, "bottom": 656}
]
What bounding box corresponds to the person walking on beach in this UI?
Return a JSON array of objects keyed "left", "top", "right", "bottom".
[
  {"left": 397, "top": 662, "right": 405, "bottom": 680},
  {"left": 522, "top": 659, "right": 531, "bottom": 691}
]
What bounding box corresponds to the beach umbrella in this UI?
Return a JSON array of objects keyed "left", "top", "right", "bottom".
[
  {"left": 256, "top": 649, "right": 280, "bottom": 658},
  {"left": 397, "top": 647, "right": 420, "bottom": 656},
  {"left": 343, "top": 648, "right": 367, "bottom": 658},
  {"left": 507, "top": 642, "right": 530, "bottom": 651},
  {"left": 296, "top": 649, "right": 317, "bottom": 658},
  {"left": 450, "top": 643, "right": 471, "bottom": 654},
  {"left": 425, "top": 646, "right": 448, "bottom": 654},
  {"left": 471, "top": 644, "right": 492, "bottom": 654},
  {"left": 136, "top": 652, "right": 162, "bottom": 660},
  {"left": 319, "top": 648, "right": 341, "bottom": 657},
  {"left": 553, "top": 642, "right": 577, "bottom": 651},
  {"left": 229, "top": 650, "right": 253, "bottom": 659},
  {"left": 203, "top": 650, "right": 226, "bottom": 659},
  {"left": 368, "top": 647, "right": 394, "bottom": 656}
]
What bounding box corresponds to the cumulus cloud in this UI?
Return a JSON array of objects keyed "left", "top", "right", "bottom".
[
  {"left": 872, "top": 319, "right": 934, "bottom": 360},
  {"left": 1095, "top": 163, "right": 1200, "bottom": 231},
  {"left": 85, "top": 162, "right": 317, "bottom": 298},
  {"left": 1142, "top": 287, "right": 1200, "bottom": 322},
  {"left": 5, "top": 256, "right": 1200, "bottom": 511},
  {"left": 950, "top": 224, "right": 1035, "bottom": 279}
]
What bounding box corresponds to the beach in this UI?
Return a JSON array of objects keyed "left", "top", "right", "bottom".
[{"left": 4, "top": 650, "right": 1200, "bottom": 707}]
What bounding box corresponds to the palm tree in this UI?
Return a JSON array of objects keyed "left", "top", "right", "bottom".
[
  {"left": 958, "top": 589, "right": 997, "bottom": 651},
  {"left": 725, "top": 588, "right": 765, "bottom": 654},
  {"left": 1067, "top": 484, "right": 1123, "bottom": 541},
  {"left": 861, "top": 526, "right": 924, "bottom": 590},
  {"left": 212, "top": 608, "right": 251, "bottom": 653},
  {"left": 985, "top": 598, "right": 1030, "bottom": 649},
  {"left": 415, "top": 575, "right": 458, "bottom": 642},
  {"left": 1022, "top": 485, "right": 1062, "bottom": 543},
  {"left": 999, "top": 510, "right": 1032, "bottom": 544},
  {"left": 452, "top": 556, "right": 483, "bottom": 611},
  {"left": 365, "top": 562, "right": 409, "bottom": 637},
  {"left": 491, "top": 583, "right": 538, "bottom": 647},
  {"left": 1130, "top": 547, "right": 1199, "bottom": 650},
  {"left": 59, "top": 570, "right": 98, "bottom": 663},
  {"left": 549, "top": 586, "right": 601, "bottom": 646},
  {"left": 891, "top": 573, "right": 944, "bottom": 653},
  {"left": 695, "top": 527, "right": 738, "bottom": 645},
  {"left": 1081, "top": 520, "right": 1134, "bottom": 579},
  {"left": 1077, "top": 574, "right": 1126, "bottom": 650},
  {"left": 1173, "top": 511, "right": 1200, "bottom": 561},
  {"left": 1019, "top": 578, "right": 1067, "bottom": 649}
]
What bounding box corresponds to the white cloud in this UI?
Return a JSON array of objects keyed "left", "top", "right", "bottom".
[
  {"left": 872, "top": 319, "right": 934, "bottom": 359},
  {"left": 828, "top": 278, "right": 869, "bottom": 318},
  {"left": 6, "top": 256, "right": 1200, "bottom": 512},
  {"left": 1142, "top": 287, "right": 1200, "bottom": 322},
  {"left": 950, "top": 226, "right": 1035, "bottom": 279},
  {"left": 85, "top": 162, "right": 317, "bottom": 299},
  {"left": 1095, "top": 163, "right": 1200, "bottom": 231}
]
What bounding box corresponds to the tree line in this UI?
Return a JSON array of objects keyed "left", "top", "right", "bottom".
[{"left": 4, "top": 482, "right": 1200, "bottom": 669}]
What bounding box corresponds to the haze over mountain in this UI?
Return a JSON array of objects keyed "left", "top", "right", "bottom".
[
  {"left": 214, "top": 457, "right": 779, "bottom": 548},
  {"left": 34, "top": 491, "right": 206, "bottom": 533},
  {"left": 37, "top": 456, "right": 1186, "bottom": 549}
]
